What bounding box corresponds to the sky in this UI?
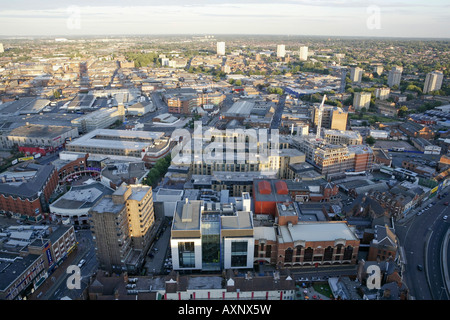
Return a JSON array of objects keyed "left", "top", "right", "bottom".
[{"left": 0, "top": 0, "right": 449, "bottom": 38}]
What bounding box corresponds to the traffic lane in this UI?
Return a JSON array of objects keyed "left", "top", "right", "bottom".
[
  {"left": 425, "top": 203, "right": 450, "bottom": 300},
  {"left": 396, "top": 190, "right": 450, "bottom": 299},
  {"left": 395, "top": 209, "right": 431, "bottom": 299}
]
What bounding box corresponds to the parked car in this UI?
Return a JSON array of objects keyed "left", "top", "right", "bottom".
[
  {"left": 417, "top": 265, "right": 424, "bottom": 271},
  {"left": 443, "top": 215, "right": 448, "bottom": 221}
]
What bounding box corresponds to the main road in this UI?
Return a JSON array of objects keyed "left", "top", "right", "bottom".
[
  {"left": 395, "top": 190, "right": 450, "bottom": 300},
  {"left": 270, "top": 94, "right": 286, "bottom": 131}
]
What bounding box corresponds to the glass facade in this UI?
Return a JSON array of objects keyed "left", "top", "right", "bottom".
[
  {"left": 201, "top": 214, "right": 221, "bottom": 271},
  {"left": 178, "top": 242, "right": 195, "bottom": 268},
  {"left": 231, "top": 240, "right": 248, "bottom": 267}
]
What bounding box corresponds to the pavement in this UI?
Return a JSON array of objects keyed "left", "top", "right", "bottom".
[{"left": 28, "top": 245, "right": 81, "bottom": 300}]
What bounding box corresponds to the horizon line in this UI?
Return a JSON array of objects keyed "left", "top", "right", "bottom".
[{"left": 1, "top": 33, "right": 449, "bottom": 41}]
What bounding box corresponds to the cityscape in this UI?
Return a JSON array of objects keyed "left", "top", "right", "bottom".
[{"left": 0, "top": 0, "right": 449, "bottom": 308}]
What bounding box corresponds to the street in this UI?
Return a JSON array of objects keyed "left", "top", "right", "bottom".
[{"left": 395, "top": 187, "right": 450, "bottom": 300}]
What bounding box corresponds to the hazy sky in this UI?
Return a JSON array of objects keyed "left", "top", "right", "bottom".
[{"left": 0, "top": 0, "right": 449, "bottom": 38}]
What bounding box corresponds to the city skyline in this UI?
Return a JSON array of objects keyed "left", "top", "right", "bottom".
[{"left": 0, "top": 0, "right": 449, "bottom": 39}]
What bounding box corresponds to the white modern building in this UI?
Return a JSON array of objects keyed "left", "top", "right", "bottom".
[
  {"left": 170, "top": 199, "right": 254, "bottom": 271},
  {"left": 217, "top": 42, "right": 226, "bottom": 56},
  {"left": 277, "top": 45, "right": 286, "bottom": 58},
  {"left": 299, "top": 46, "right": 308, "bottom": 61}
]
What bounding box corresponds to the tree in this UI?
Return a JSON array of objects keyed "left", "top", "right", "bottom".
[
  {"left": 366, "top": 136, "right": 376, "bottom": 146},
  {"left": 53, "top": 90, "right": 61, "bottom": 99},
  {"left": 398, "top": 106, "right": 409, "bottom": 117}
]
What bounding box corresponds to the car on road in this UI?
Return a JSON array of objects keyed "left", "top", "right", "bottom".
[
  {"left": 417, "top": 265, "right": 423, "bottom": 271},
  {"left": 444, "top": 215, "right": 448, "bottom": 221},
  {"left": 445, "top": 202, "right": 449, "bottom": 206},
  {"left": 77, "top": 259, "right": 86, "bottom": 268}
]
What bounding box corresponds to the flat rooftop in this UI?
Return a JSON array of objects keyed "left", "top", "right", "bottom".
[
  {"left": 172, "top": 200, "right": 202, "bottom": 232},
  {"left": 221, "top": 211, "right": 253, "bottom": 230},
  {"left": 67, "top": 128, "right": 165, "bottom": 150},
  {"left": 278, "top": 221, "right": 358, "bottom": 244},
  {"left": 128, "top": 185, "right": 151, "bottom": 201},
  {"left": 50, "top": 183, "right": 114, "bottom": 210},
  {"left": 90, "top": 196, "right": 124, "bottom": 214},
  {"left": 8, "top": 124, "right": 75, "bottom": 138}
]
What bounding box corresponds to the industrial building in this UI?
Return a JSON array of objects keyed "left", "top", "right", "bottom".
[
  {"left": 6, "top": 124, "right": 79, "bottom": 155},
  {"left": 66, "top": 129, "right": 171, "bottom": 165}
]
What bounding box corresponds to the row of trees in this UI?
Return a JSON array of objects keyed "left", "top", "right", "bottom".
[{"left": 142, "top": 154, "right": 171, "bottom": 187}]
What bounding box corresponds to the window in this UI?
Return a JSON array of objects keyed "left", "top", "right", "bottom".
[
  {"left": 231, "top": 241, "right": 248, "bottom": 267},
  {"left": 304, "top": 247, "right": 313, "bottom": 262},
  {"left": 324, "top": 246, "right": 334, "bottom": 261},
  {"left": 178, "top": 242, "right": 195, "bottom": 268},
  {"left": 265, "top": 245, "right": 271, "bottom": 258},
  {"left": 343, "top": 246, "right": 353, "bottom": 261},
  {"left": 284, "top": 248, "right": 293, "bottom": 263}
]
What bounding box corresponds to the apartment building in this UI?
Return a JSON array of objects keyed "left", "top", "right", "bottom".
[
  {"left": 277, "top": 45, "right": 286, "bottom": 58},
  {"left": 423, "top": 70, "right": 444, "bottom": 94},
  {"left": 323, "top": 129, "right": 363, "bottom": 146},
  {"left": 350, "top": 67, "right": 363, "bottom": 83},
  {"left": 216, "top": 42, "right": 226, "bottom": 56},
  {"left": 313, "top": 105, "right": 348, "bottom": 131},
  {"left": 292, "top": 137, "right": 373, "bottom": 175},
  {"left": 299, "top": 46, "right": 308, "bottom": 61},
  {"left": 375, "top": 87, "right": 390, "bottom": 100},
  {"left": 387, "top": 66, "right": 403, "bottom": 88},
  {"left": 353, "top": 92, "right": 371, "bottom": 110},
  {"left": 89, "top": 184, "right": 155, "bottom": 273}
]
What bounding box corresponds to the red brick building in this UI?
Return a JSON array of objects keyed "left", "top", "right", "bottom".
[
  {"left": 253, "top": 179, "right": 291, "bottom": 215},
  {"left": 0, "top": 163, "right": 59, "bottom": 221}
]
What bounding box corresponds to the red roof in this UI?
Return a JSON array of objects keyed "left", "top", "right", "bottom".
[
  {"left": 258, "top": 180, "right": 272, "bottom": 194},
  {"left": 275, "top": 180, "right": 288, "bottom": 195}
]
